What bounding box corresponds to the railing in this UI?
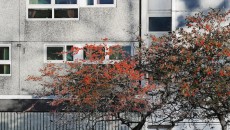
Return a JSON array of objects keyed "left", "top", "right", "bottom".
[{"left": 0, "top": 112, "right": 143, "bottom": 130}]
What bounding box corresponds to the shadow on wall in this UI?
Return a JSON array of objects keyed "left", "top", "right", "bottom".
[
  {"left": 184, "top": 0, "right": 200, "bottom": 10},
  {"left": 126, "top": 0, "right": 138, "bottom": 41},
  {"left": 176, "top": 15, "right": 186, "bottom": 29},
  {"left": 176, "top": 0, "right": 227, "bottom": 28}
]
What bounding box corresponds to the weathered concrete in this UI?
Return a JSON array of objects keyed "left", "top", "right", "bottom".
[
  {"left": 0, "top": 0, "right": 139, "bottom": 95},
  {"left": 0, "top": 0, "right": 20, "bottom": 41}
]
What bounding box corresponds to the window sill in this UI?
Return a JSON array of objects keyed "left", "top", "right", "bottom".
[
  {"left": 26, "top": 18, "right": 79, "bottom": 21},
  {"left": 0, "top": 74, "right": 11, "bottom": 77},
  {"left": 80, "top": 5, "right": 116, "bottom": 8}
]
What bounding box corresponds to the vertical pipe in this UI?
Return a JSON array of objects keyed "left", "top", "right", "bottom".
[{"left": 138, "top": 0, "right": 142, "bottom": 87}]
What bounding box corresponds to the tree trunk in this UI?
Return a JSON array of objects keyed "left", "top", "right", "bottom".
[
  {"left": 132, "top": 119, "right": 146, "bottom": 130},
  {"left": 218, "top": 115, "right": 227, "bottom": 130}
]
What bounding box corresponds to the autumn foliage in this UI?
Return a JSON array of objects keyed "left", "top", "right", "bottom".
[
  {"left": 27, "top": 9, "right": 230, "bottom": 130},
  {"left": 141, "top": 9, "right": 230, "bottom": 130}
]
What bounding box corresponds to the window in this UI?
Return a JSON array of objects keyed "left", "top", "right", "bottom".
[
  {"left": 66, "top": 45, "right": 74, "bottom": 61},
  {"left": 47, "top": 47, "right": 64, "bottom": 60},
  {"left": 149, "top": 17, "right": 172, "bottom": 32},
  {"left": 27, "top": 0, "right": 79, "bottom": 20},
  {"left": 83, "top": 45, "right": 105, "bottom": 61},
  {"left": 45, "top": 45, "right": 74, "bottom": 63},
  {"left": 45, "top": 44, "right": 133, "bottom": 63},
  {"left": 109, "top": 46, "right": 131, "bottom": 60},
  {"left": 147, "top": 0, "right": 172, "bottom": 34},
  {"left": 80, "top": 0, "right": 116, "bottom": 7},
  {"left": 0, "top": 45, "right": 11, "bottom": 76},
  {"left": 98, "top": 0, "right": 114, "bottom": 4}
]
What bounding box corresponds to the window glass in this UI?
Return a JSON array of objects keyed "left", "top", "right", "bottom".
[
  {"left": 55, "top": 0, "right": 77, "bottom": 4},
  {"left": 28, "top": 9, "right": 52, "bottom": 18},
  {"left": 54, "top": 9, "right": 78, "bottom": 18},
  {"left": 67, "top": 46, "right": 74, "bottom": 61},
  {"left": 47, "top": 47, "right": 64, "bottom": 60},
  {"left": 0, "top": 47, "right": 9, "bottom": 60},
  {"left": 109, "top": 46, "right": 131, "bottom": 60},
  {"left": 83, "top": 46, "right": 105, "bottom": 60},
  {"left": 29, "top": 0, "right": 51, "bottom": 4},
  {"left": 0, "top": 64, "right": 10, "bottom": 74},
  {"left": 87, "top": 0, "right": 94, "bottom": 5},
  {"left": 98, "top": 0, "right": 114, "bottom": 4},
  {"left": 149, "top": 17, "right": 172, "bottom": 31}
]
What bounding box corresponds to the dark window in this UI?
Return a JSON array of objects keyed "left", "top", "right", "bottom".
[
  {"left": 29, "top": 0, "right": 51, "bottom": 4},
  {"left": 87, "top": 0, "right": 94, "bottom": 5},
  {"left": 0, "top": 47, "right": 9, "bottom": 60},
  {"left": 54, "top": 9, "right": 78, "bottom": 18},
  {"left": 98, "top": 0, "right": 114, "bottom": 4},
  {"left": 47, "top": 47, "right": 64, "bottom": 60},
  {"left": 149, "top": 17, "right": 172, "bottom": 31},
  {"left": 109, "top": 46, "right": 131, "bottom": 60},
  {"left": 67, "top": 46, "right": 74, "bottom": 61},
  {"left": 0, "top": 64, "right": 10, "bottom": 74},
  {"left": 28, "top": 9, "right": 52, "bottom": 18},
  {"left": 55, "top": 0, "right": 77, "bottom": 4}
]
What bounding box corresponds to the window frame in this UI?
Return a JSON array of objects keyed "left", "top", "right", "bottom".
[
  {"left": 79, "top": 0, "right": 116, "bottom": 7},
  {"left": 106, "top": 43, "right": 133, "bottom": 61},
  {"left": 27, "top": 0, "right": 79, "bottom": 20},
  {"left": 44, "top": 44, "right": 84, "bottom": 63},
  {"left": 147, "top": 12, "right": 172, "bottom": 33},
  {"left": 44, "top": 43, "right": 133, "bottom": 64},
  {"left": 0, "top": 44, "right": 11, "bottom": 76},
  {"left": 82, "top": 43, "right": 134, "bottom": 64}
]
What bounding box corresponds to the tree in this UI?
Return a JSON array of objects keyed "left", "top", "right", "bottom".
[
  {"left": 141, "top": 9, "right": 230, "bottom": 130},
  {"left": 27, "top": 44, "right": 157, "bottom": 130},
  {"left": 27, "top": 9, "right": 230, "bottom": 130}
]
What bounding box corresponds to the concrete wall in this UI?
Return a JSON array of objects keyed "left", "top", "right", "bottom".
[
  {"left": 22, "top": 0, "right": 139, "bottom": 42},
  {"left": 0, "top": 0, "right": 229, "bottom": 96},
  {"left": 0, "top": 0, "right": 139, "bottom": 95},
  {"left": 0, "top": 0, "right": 20, "bottom": 41}
]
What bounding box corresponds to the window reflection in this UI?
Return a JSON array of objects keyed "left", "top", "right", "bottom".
[
  {"left": 29, "top": 0, "right": 51, "bottom": 4},
  {"left": 55, "top": 0, "right": 77, "bottom": 4},
  {"left": 28, "top": 9, "right": 52, "bottom": 18},
  {"left": 54, "top": 9, "right": 78, "bottom": 18},
  {"left": 149, "top": 17, "right": 172, "bottom": 31}
]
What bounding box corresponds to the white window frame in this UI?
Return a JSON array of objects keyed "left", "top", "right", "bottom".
[
  {"left": 44, "top": 43, "right": 134, "bottom": 64},
  {"left": 0, "top": 44, "right": 11, "bottom": 76},
  {"left": 27, "top": 0, "right": 79, "bottom": 20},
  {"left": 79, "top": 0, "right": 116, "bottom": 7},
  {"left": 147, "top": 12, "right": 172, "bottom": 36},
  {"left": 82, "top": 43, "right": 134, "bottom": 64},
  {"left": 106, "top": 43, "right": 134, "bottom": 63},
  {"left": 44, "top": 44, "right": 84, "bottom": 63}
]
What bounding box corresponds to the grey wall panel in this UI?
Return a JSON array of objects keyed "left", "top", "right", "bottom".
[
  {"left": 22, "top": 0, "right": 139, "bottom": 42},
  {"left": 0, "top": 42, "right": 20, "bottom": 95},
  {"left": 0, "top": 0, "right": 19, "bottom": 41}
]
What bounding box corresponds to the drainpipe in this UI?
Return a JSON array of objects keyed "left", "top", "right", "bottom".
[
  {"left": 138, "top": 0, "right": 142, "bottom": 67},
  {"left": 139, "top": 0, "right": 142, "bottom": 49}
]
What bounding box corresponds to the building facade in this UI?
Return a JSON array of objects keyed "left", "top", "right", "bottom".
[{"left": 0, "top": 0, "right": 229, "bottom": 129}]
